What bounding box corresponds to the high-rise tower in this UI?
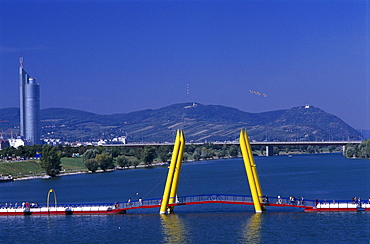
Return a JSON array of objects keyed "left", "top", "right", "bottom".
[{"left": 19, "top": 57, "right": 40, "bottom": 145}]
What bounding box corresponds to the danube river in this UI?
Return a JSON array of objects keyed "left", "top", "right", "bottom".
[{"left": 0, "top": 154, "right": 369, "bottom": 243}]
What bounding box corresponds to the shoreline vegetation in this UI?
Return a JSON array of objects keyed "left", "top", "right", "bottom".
[
  {"left": 10, "top": 160, "right": 176, "bottom": 181},
  {"left": 2, "top": 141, "right": 367, "bottom": 181},
  {"left": 13, "top": 162, "right": 167, "bottom": 181},
  {"left": 1, "top": 151, "right": 346, "bottom": 182}
]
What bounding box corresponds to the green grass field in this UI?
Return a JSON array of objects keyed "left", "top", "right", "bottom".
[
  {"left": 0, "top": 160, "right": 43, "bottom": 177},
  {"left": 60, "top": 157, "right": 86, "bottom": 172},
  {"left": 0, "top": 157, "right": 86, "bottom": 177}
]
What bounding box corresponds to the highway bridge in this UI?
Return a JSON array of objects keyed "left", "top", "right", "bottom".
[{"left": 103, "top": 140, "right": 362, "bottom": 156}]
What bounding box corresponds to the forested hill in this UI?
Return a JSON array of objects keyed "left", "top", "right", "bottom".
[{"left": 0, "top": 103, "right": 363, "bottom": 142}]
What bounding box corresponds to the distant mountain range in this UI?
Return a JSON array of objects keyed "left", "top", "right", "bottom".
[{"left": 0, "top": 103, "right": 364, "bottom": 143}]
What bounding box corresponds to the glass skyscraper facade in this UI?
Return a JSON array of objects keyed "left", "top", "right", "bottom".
[{"left": 19, "top": 58, "right": 40, "bottom": 145}]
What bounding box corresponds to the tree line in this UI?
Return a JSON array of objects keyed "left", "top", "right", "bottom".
[
  {"left": 0, "top": 143, "right": 351, "bottom": 177},
  {"left": 0, "top": 143, "right": 241, "bottom": 176},
  {"left": 344, "top": 140, "right": 370, "bottom": 159},
  {"left": 81, "top": 143, "right": 241, "bottom": 172}
]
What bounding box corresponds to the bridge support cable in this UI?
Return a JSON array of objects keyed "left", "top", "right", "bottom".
[
  {"left": 160, "top": 130, "right": 185, "bottom": 214},
  {"left": 141, "top": 176, "right": 167, "bottom": 200},
  {"left": 240, "top": 129, "right": 264, "bottom": 213}
]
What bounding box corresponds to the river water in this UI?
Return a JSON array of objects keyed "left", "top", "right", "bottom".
[{"left": 0, "top": 153, "right": 369, "bottom": 243}]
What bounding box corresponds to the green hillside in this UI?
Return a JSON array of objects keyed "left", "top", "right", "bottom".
[{"left": 0, "top": 103, "right": 363, "bottom": 143}]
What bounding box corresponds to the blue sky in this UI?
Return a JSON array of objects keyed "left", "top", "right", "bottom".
[{"left": 0, "top": 0, "right": 369, "bottom": 131}]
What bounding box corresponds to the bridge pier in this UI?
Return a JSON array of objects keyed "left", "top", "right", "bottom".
[{"left": 266, "top": 146, "right": 273, "bottom": 157}]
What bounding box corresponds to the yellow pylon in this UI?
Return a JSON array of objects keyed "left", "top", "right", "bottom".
[
  {"left": 242, "top": 129, "right": 263, "bottom": 199},
  {"left": 168, "top": 131, "right": 185, "bottom": 212},
  {"left": 160, "top": 130, "right": 184, "bottom": 214},
  {"left": 240, "top": 129, "right": 263, "bottom": 213}
]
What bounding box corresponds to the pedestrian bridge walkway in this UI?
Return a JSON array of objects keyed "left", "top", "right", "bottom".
[
  {"left": 119, "top": 194, "right": 370, "bottom": 212},
  {"left": 2, "top": 193, "right": 368, "bottom": 216},
  {"left": 119, "top": 194, "right": 316, "bottom": 211}
]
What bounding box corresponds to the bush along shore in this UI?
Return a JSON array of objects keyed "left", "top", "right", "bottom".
[{"left": 344, "top": 140, "right": 370, "bottom": 159}]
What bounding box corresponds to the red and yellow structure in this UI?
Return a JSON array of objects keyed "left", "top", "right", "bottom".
[{"left": 160, "top": 129, "right": 264, "bottom": 214}]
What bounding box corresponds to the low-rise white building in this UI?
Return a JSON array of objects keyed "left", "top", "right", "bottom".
[
  {"left": 8, "top": 138, "right": 25, "bottom": 148},
  {"left": 43, "top": 138, "right": 62, "bottom": 146},
  {"left": 112, "top": 136, "right": 127, "bottom": 144}
]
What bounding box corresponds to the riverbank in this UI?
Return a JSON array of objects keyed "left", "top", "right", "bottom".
[
  {"left": 14, "top": 171, "right": 87, "bottom": 181},
  {"left": 12, "top": 161, "right": 169, "bottom": 181},
  {"left": 0, "top": 157, "right": 87, "bottom": 180},
  {"left": 3, "top": 151, "right": 346, "bottom": 182}
]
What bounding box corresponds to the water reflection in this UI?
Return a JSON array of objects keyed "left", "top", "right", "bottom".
[
  {"left": 241, "top": 213, "right": 262, "bottom": 243},
  {"left": 160, "top": 214, "right": 187, "bottom": 243}
]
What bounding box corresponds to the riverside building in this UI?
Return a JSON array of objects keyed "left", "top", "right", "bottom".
[{"left": 19, "top": 57, "right": 40, "bottom": 145}]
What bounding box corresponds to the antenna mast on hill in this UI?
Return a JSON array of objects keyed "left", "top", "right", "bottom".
[{"left": 186, "top": 83, "right": 189, "bottom": 102}]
